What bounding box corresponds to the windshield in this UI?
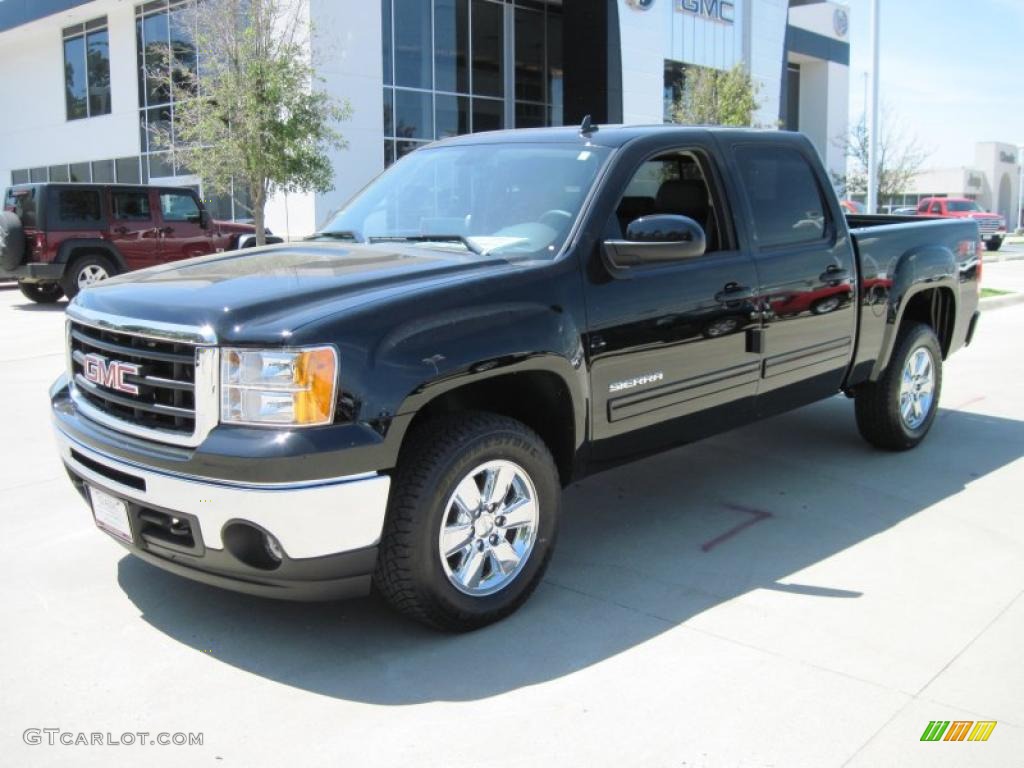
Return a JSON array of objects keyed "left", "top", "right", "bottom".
[
  {"left": 316, "top": 142, "right": 612, "bottom": 259},
  {"left": 947, "top": 200, "right": 982, "bottom": 212}
]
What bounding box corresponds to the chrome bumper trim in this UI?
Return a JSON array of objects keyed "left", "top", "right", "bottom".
[{"left": 55, "top": 427, "right": 391, "bottom": 559}]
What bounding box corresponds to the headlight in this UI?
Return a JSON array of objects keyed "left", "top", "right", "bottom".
[{"left": 220, "top": 346, "right": 338, "bottom": 426}]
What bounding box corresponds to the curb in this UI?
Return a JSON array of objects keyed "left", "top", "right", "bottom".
[{"left": 981, "top": 292, "right": 1024, "bottom": 311}]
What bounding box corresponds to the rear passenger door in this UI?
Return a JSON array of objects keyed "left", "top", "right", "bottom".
[
  {"left": 727, "top": 142, "right": 857, "bottom": 415},
  {"left": 584, "top": 139, "right": 762, "bottom": 465},
  {"left": 109, "top": 188, "right": 160, "bottom": 270}
]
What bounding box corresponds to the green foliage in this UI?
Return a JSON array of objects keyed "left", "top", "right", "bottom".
[
  {"left": 155, "top": 0, "right": 350, "bottom": 243},
  {"left": 669, "top": 63, "right": 761, "bottom": 127}
]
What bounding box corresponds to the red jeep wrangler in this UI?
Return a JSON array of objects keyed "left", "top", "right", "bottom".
[{"left": 0, "top": 183, "right": 277, "bottom": 303}]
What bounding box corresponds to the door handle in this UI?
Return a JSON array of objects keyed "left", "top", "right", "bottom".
[
  {"left": 715, "top": 283, "right": 755, "bottom": 303},
  {"left": 820, "top": 267, "right": 851, "bottom": 283},
  {"left": 113, "top": 226, "right": 128, "bottom": 235},
  {"left": 158, "top": 226, "right": 174, "bottom": 236}
]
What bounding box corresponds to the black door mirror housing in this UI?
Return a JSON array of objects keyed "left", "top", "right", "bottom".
[
  {"left": 602, "top": 214, "right": 706, "bottom": 270},
  {"left": 198, "top": 208, "right": 211, "bottom": 229}
]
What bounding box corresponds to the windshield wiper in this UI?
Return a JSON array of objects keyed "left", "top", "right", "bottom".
[
  {"left": 367, "top": 234, "right": 483, "bottom": 255},
  {"left": 307, "top": 230, "right": 363, "bottom": 242}
]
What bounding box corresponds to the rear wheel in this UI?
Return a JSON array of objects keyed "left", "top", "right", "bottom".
[
  {"left": 61, "top": 254, "right": 116, "bottom": 299},
  {"left": 374, "top": 412, "right": 560, "bottom": 631},
  {"left": 18, "top": 281, "right": 64, "bottom": 304},
  {"left": 854, "top": 323, "right": 942, "bottom": 450}
]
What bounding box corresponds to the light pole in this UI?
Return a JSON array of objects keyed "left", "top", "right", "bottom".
[
  {"left": 867, "top": 0, "right": 881, "bottom": 214},
  {"left": 1018, "top": 146, "right": 1023, "bottom": 234}
]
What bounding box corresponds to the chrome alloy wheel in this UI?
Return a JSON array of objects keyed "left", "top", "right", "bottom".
[
  {"left": 77, "top": 264, "right": 110, "bottom": 289},
  {"left": 899, "top": 346, "right": 935, "bottom": 430},
  {"left": 438, "top": 460, "right": 539, "bottom": 597}
]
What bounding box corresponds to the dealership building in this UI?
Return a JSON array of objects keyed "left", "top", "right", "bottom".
[{"left": 0, "top": 0, "right": 850, "bottom": 237}]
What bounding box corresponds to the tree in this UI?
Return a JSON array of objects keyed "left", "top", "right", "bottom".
[
  {"left": 669, "top": 63, "right": 761, "bottom": 127},
  {"left": 832, "top": 110, "right": 930, "bottom": 208},
  {"left": 155, "top": 0, "right": 351, "bottom": 244}
]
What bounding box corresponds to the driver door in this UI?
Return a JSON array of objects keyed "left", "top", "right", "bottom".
[
  {"left": 157, "top": 189, "right": 214, "bottom": 261},
  {"left": 584, "top": 142, "right": 761, "bottom": 466}
]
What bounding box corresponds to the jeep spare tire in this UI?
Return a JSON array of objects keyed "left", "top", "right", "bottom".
[{"left": 0, "top": 211, "right": 25, "bottom": 271}]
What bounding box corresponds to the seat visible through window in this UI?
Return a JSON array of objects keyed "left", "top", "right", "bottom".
[{"left": 613, "top": 152, "right": 721, "bottom": 251}]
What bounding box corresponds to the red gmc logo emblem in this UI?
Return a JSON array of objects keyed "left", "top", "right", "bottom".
[{"left": 82, "top": 353, "right": 140, "bottom": 395}]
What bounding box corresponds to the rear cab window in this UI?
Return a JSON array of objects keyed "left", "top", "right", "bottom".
[
  {"left": 48, "top": 187, "right": 105, "bottom": 228},
  {"left": 733, "top": 145, "right": 829, "bottom": 248}
]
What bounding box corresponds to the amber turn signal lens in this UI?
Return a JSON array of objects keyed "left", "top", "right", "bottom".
[{"left": 293, "top": 347, "right": 337, "bottom": 425}]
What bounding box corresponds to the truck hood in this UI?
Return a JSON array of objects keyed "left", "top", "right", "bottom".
[{"left": 71, "top": 241, "right": 520, "bottom": 342}]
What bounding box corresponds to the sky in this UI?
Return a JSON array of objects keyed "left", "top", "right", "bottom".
[{"left": 842, "top": 0, "right": 1024, "bottom": 169}]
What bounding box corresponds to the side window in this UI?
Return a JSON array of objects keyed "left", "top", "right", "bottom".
[
  {"left": 159, "top": 191, "right": 201, "bottom": 222},
  {"left": 612, "top": 150, "right": 723, "bottom": 251},
  {"left": 10, "top": 190, "right": 38, "bottom": 227},
  {"left": 930, "top": 201, "right": 943, "bottom": 214},
  {"left": 56, "top": 189, "right": 102, "bottom": 225},
  {"left": 112, "top": 191, "right": 152, "bottom": 220},
  {"left": 734, "top": 145, "right": 827, "bottom": 248}
]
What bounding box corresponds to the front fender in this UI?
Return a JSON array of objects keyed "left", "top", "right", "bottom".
[
  {"left": 870, "top": 244, "right": 957, "bottom": 380},
  {"left": 367, "top": 300, "right": 589, "bottom": 458}
]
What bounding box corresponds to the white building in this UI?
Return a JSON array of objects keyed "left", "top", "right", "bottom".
[
  {"left": 0, "top": 0, "right": 851, "bottom": 238},
  {"left": 884, "top": 142, "right": 1021, "bottom": 225}
]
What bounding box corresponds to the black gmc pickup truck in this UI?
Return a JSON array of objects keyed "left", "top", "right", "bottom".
[{"left": 50, "top": 125, "right": 982, "bottom": 631}]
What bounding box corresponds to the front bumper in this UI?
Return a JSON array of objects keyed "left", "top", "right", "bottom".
[{"left": 54, "top": 418, "right": 392, "bottom": 601}]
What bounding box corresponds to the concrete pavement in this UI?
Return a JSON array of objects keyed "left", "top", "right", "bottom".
[{"left": 0, "top": 283, "right": 1022, "bottom": 768}]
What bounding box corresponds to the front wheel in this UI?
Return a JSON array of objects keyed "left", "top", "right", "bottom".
[
  {"left": 985, "top": 237, "right": 1003, "bottom": 252},
  {"left": 374, "top": 412, "right": 560, "bottom": 631},
  {"left": 854, "top": 323, "right": 943, "bottom": 450},
  {"left": 18, "top": 281, "right": 64, "bottom": 304}
]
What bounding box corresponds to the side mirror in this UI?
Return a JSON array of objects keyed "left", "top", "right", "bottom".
[
  {"left": 198, "top": 208, "right": 211, "bottom": 229},
  {"left": 602, "top": 214, "right": 706, "bottom": 270}
]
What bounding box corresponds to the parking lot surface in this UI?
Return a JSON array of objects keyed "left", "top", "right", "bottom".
[{"left": 1, "top": 281, "right": 1022, "bottom": 767}]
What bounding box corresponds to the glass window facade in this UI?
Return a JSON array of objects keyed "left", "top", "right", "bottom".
[
  {"left": 10, "top": 156, "right": 149, "bottom": 187},
  {"left": 381, "top": 0, "right": 563, "bottom": 166},
  {"left": 136, "top": 0, "right": 197, "bottom": 179},
  {"left": 63, "top": 17, "right": 111, "bottom": 120}
]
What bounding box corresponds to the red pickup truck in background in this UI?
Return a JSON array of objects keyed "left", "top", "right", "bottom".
[
  {"left": 916, "top": 197, "right": 1006, "bottom": 252},
  {"left": 0, "top": 183, "right": 279, "bottom": 303}
]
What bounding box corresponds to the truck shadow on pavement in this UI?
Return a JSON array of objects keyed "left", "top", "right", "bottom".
[{"left": 116, "top": 396, "right": 1024, "bottom": 704}]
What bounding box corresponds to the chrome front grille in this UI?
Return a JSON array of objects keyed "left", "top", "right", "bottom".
[
  {"left": 69, "top": 321, "right": 198, "bottom": 434},
  {"left": 65, "top": 306, "right": 219, "bottom": 447}
]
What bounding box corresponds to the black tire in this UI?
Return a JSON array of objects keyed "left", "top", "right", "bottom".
[
  {"left": 18, "top": 281, "right": 64, "bottom": 304},
  {"left": 811, "top": 295, "right": 842, "bottom": 315},
  {"left": 854, "top": 323, "right": 943, "bottom": 451},
  {"left": 60, "top": 253, "right": 117, "bottom": 299},
  {"left": 985, "top": 237, "right": 1002, "bottom": 252},
  {"left": 0, "top": 211, "right": 25, "bottom": 271},
  {"left": 374, "top": 412, "right": 561, "bottom": 632}
]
